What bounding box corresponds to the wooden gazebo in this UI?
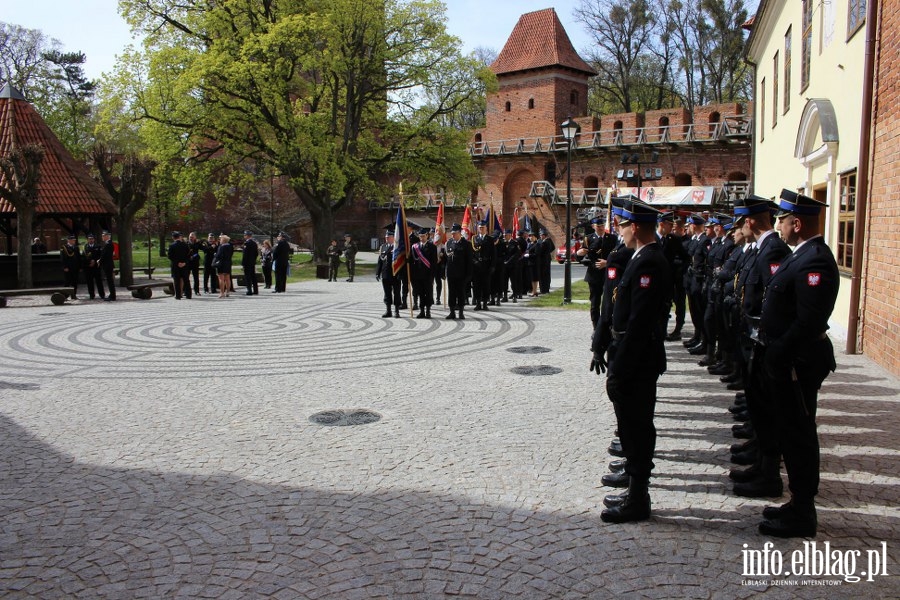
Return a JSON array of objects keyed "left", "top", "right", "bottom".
[{"left": 0, "top": 83, "right": 116, "bottom": 256}]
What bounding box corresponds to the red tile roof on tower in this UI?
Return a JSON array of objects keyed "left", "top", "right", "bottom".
[
  {"left": 0, "top": 83, "right": 116, "bottom": 216},
  {"left": 491, "top": 8, "right": 597, "bottom": 77}
]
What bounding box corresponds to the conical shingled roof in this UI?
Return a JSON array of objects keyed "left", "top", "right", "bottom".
[
  {"left": 0, "top": 83, "right": 116, "bottom": 216},
  {"left": 491, "top": 8, "right": 597, "bottom": 77}
]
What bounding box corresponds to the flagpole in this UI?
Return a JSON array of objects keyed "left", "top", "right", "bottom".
[{"left": 406, "top": 262, "right": 414, "bottom": 317}]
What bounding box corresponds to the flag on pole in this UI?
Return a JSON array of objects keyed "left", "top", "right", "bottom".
[
  {"left": 490, "top": 204, "right": 503, "bottom": 235},
  {"left": 523, "top": 211, "right": 532, "bottom": 234},
  {"left": 512, "top": 206, "right": 519, "bottom": 232},
  {"left": 434, "top": 202, "right": 447, "bottom": 249},
  {"left": 461, "top": 205, "right": 473, "bottom": 238},
  {"left": 392, "top": 204, "right": 409, "bottom": 275}
]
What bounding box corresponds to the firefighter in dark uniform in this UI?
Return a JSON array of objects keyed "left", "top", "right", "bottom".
[
  {"left": 579, "top": 214, "right": 618, "bottom": 328},
  {"left": 471, "top": 221, "right": 495, "bottom": 311},
  {"left": 591, "top": 195, "right": 672, "bottom": 524},
  {"left": 60, "top": 234, "right": 82, "bottom": 299},
  {"left": 100, "top": 231, "right": 117, "bottom": 301},
  {"left": 707, "top": 218, "right": 739, "bottom": 376},
  {"left": 664, "top": 217, "right": 690, "bottom": 340},
  {"left": 500, "top": 229, "right": 521, "bottom": 303},
  {"left": 188, "top": 232, "right": 203, "bottom": 295},
  {"left": 590, "top": 203, "right": 635, "bottom": 487},
  {"left": 699, "top": 216, "right": 729, "bottom": 367},
  {"left": 445, "top": 223, "right": 473, "bottom": 320},
  {"left": 272, "top": 232, "right": 291, "bottom": 293},
  {"left": 376, "top": 228, "right": 402, "bottom": 318},
  {"left": 684, "top": 215, "right": 710, "bottom": 352},
  {"left": 83, "top": 233, "right": 105, "bottom": 300},
  {"left": 241, "top": 231, "right": 259, "bottom": 295},
  {"left": 755, "top": 190, "right": 839, "bottom": 538},
  {"left": 167, "top": 231, "right": 192, "bottom": 299},
  {"left": 731, "top": 195, "right": 792, "bottom": 499},
  {"left": 657, "top": 211, "right": 689, "bottom": 339},
  {"left": 411, "top": 228, "right": 437, "bottom": 319},
  {"left": 538, "top": 229, "right": 554, "bottom": 294}
]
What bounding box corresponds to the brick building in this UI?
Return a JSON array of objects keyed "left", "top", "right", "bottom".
[
  {"left": 746, "top": 0, "right": 898, "bottom": 376},
  {"left": 861, "top": 0, "right": 900, "bottom": 375},
  {"left": 465, "top": 8, "right": 753, "bottom": 243}
]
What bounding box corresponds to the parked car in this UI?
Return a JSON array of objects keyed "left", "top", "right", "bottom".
[{"left": 556, "top": 239, "right": 582, "bottom": 264}]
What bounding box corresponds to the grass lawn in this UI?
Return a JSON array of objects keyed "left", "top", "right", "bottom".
[
  {"left": 130, "top": 249, "right": 376, "bottom": 284},
  {"left": 529, "top": 280, "right": 591, "bottom": 309}
]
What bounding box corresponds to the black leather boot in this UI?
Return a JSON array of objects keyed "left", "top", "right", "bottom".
[
  {"left": 393, "top": 306, "right": 401, "bottom": 318},
  {"left": 601, "top": 471, "right": 630, "bottom": 488},
  {"left": 382, "top": 304, "right": 392, "bottom": 318},
  {"left": 445, "top": 311, "right": 457, "bottom": 320},
  {"left": 603, "top": 490, "right": 629, "bottom": 508},
  {"left": 601, "top": 478, "right": 650, "bottom": 523},
  {"left": 733, "top": 455, "right": 783, "bottom": 498},
  {"left": 416, "top": 309, "right": 426, "bottom": 319},
  {"left": 759, "top": 498, "right": 816, "bottom": 538},
  {"left": 425, "top": 306, "right": 431, "bottom": 319},
  {"left": 458, "top": 308, "right": 465, "bottom": 320},
  {"left": 608, "top": 458, "right": 627, "bottom": 472}
]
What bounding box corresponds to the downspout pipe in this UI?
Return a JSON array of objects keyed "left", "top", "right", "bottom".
[{"left": 845, "top": 0, "right": 879, "bottom": 355}]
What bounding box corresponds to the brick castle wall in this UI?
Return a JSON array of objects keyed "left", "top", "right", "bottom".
[{"left": 862, "top": 0, "right": 900, "bottom": 376}]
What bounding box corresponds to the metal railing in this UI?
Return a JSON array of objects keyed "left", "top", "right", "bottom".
[{"left": 469, "top": 116, "right": 753, "bottom": 157}]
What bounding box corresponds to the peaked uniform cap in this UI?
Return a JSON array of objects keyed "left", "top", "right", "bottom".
[{"left": 776, "top": 189, "right": 826, "bottom": 217}]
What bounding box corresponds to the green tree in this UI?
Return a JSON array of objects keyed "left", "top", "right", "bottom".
[
  {"left": 117, "top": 0, "right": 483, "bottom": 261},
  {"left": 0, "top": 143, "right": 44, "bottom": 288},
  {"left": 0, "top": 22, "right": 97, "bottom": 158}
]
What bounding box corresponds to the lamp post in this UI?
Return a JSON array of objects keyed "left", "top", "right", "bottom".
[{"left": 560, "top": 116, "right": 580, "bottom": 304}]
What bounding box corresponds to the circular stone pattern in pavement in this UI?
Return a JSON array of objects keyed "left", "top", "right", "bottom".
[
  {"left": 510, "top": 365, "right": 563, "bottom": 376},
  {"left": 0, "top": 300, "right": 534, "bottom": 380},
  {"left": 309, "top": 409, "right": 382, "bottom": 426}
]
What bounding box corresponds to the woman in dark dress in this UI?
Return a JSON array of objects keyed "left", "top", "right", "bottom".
[
  {"left": 214, "top": 234, "right": 234, "bottom": 297},
  {"left": 524, "top": 232, "right": 541, "bottom": 296}
]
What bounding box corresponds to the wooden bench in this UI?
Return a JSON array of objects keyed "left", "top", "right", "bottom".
[
  {"left": 0, "top": 287, "right": 74, "bottom": 308},
  {"left": 234, "top": 272, "right": 265, "bottom": 287},
  {"left": 114, "top": 267, "right": 157, "bottom": 279},
  {"left": 126, "top": 281, "right": 175, "bottom": 300}
]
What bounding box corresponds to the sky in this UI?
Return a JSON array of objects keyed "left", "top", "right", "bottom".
[{"left": 1, "top": 0, "right": 593, "bottom": 82}]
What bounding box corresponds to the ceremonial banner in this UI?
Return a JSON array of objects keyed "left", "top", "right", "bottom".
[{"left": 392, "top": 205, "right": 409, "bottom": 275}]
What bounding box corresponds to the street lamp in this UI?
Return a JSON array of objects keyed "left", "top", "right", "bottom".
[{"left": 561, "top": 116, "right": 580, "bottom": 304}]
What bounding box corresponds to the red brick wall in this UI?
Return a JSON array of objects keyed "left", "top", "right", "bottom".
[
  {"left": 862, "top": 0, "right": 900, "bottom": 376},
  {"left": 484, "top": 70, "right": 590, "bottom": 140}
]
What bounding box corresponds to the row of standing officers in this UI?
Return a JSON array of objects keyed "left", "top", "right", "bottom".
[
  {"left": 374, "top": 222, "right": 558, "bottom": 320},
  {"left": 584, "top": 191, "right": 838, "bottom": 538}
]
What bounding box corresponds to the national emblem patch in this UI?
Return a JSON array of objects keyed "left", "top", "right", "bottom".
[
  {"left": 807, "top": 272, "right": 821, "bottom": 287},
  {"left": 769, "top": 263, "right": 780, "bottom": 275},
  {"left": 607, "top": 268, "right": 617, "bottom": 279},
  {"left": 639, "top": 275, "right": 651, "bottom": 288}
]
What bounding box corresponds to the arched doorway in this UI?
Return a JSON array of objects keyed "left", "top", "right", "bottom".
[{"left": 502, "top": 169, "right": 537, "bottom": 227}]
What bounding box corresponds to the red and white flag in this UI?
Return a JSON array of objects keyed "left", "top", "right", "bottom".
[{"left": 434, "top": 202, "right": 447, "bottom": 250}]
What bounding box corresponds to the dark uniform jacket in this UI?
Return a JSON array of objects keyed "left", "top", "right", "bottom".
[
  {"left": 582, "top": 231, "right": 617, "bottom": 284},
  {"left": 411, "top": 240, "right": 437, "bottom": 279},
  {"left": 445, "top": 237, "right": 473, "bottom": 281},
  {"left": 83, "top": 241, "right": 102, "bottom": 269},
  {"left": 242, "top": 238, "right": 259, "bottom": 268},
  {"left": 592, "top": 241, "right": 635, "bottom": 353},
  {"left": 608, "top": 243, "right": 673, "bottom": 379},
  {"left": 472, "top": 234, "right": 495, "bottom": 269},
  {"left": 376, "top": 243, "right": 399, "bottom": 283},
  {"left": 760, "top": 237, "right": 839, "bottom": 359},
  {"left": 739, "top": 231, "right": 791, "bottom": 320},
  {"left": 60, "top": 243, "right": 81, "bottom": 272},
  {"left": 168, "top": 239, "right": 190, "bottom": 266},
  {"left": 100, "top": 239, "right": 116, "bottom": 271},
  {"left": 273, "top": 239, "right": 291, "bottom": 264}
]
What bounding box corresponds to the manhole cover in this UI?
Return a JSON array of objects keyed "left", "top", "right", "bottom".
[
  {"left": 507, "top": 346, "right": 551, "bottom": 354},
  {"left": 510, "top": 365, "right": 563, "bottom": 376},
  {"left": 309, "top": 409, "right": 382, "bottom": 426}
]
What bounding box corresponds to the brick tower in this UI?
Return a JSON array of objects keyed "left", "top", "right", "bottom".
[{"left": 475, "top": 8, "right": 596, "bottom": 239}]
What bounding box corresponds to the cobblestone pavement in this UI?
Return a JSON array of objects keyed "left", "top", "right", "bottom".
[{"left": 1, "top": 278, "right": 898, "bottom": 599}]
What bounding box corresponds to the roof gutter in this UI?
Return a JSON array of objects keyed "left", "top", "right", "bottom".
[{"left": 845, "top": 0, "right": 879, "bottom": 355}]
